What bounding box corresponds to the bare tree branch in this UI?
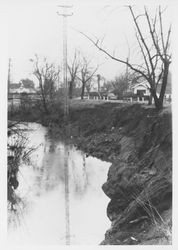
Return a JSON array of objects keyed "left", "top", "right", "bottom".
[
  {"left": 79, "top": 31, "right": 149, "bottom": 81},
  {"left": 135, "top": 31, "right": 151, "bottom": 77},
  {"left": 78, "top": 5, "right": 171, "bottom": 109},
  {"left": 159, "top": 5, "right": 165, "bottom": 52},
  {"left": 129, "top": 6, "right": 155, "bottom": 82}
]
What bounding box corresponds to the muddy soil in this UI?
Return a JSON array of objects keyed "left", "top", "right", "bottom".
[{"left": 68, "top": 103, "right": 172, "bottom": 245}]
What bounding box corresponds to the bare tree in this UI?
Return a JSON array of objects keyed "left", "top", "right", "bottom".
[
  {"left": 67, "top": 50, "right": 80, "bottom": 99},
  {"left": 20, "top": 78, "right": 35, "bottom": 89},
  {"left": 111, "top": 74, "right": 130, "bottom": 98},
  {"left": 30, "top": 55, "right": 60, "bottom": 113},
  {"left": 80, "top": 5, "right": 171, "bottom": 109},
  {"left": 102, "top": 80, "right": 113, "bottom": 93},
  {"left": 96, "top": 74, "right": 103, "bottom": 98},
  {"left": 77, "top": 56, "right": 98, "bottom": 99}
]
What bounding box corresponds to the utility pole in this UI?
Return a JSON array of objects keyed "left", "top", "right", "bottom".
[
  {"left": 126, "top": 57, "right": 128, "bottom": 80},
  {"left": 57, "top": 5, "right": 73, "bottom": 119},
  {"left": 8, "top": 58, "right": 12, "bottom": 95},
  {"left": 126, "top": 57, "right": 129, "bottom": 91},
  {"left": 57, "top": 5, "right": 73, "bottom": 245}
]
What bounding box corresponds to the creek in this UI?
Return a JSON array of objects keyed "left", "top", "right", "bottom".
[{"left": 8, "top": 123, "right": 111, "bottom": 245}]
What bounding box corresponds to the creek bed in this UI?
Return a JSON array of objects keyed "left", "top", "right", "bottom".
[{"left": 8, "top": 123, "right": 111, "bottom": 245}]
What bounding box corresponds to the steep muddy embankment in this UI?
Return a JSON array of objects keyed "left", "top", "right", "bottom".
[{"left": 60, "top": 103, "right": 172, "bottom": 245}]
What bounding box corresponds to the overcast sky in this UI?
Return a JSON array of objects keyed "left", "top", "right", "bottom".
[{"left": 6, "top": 0, "right": 173, "bottom": 84}]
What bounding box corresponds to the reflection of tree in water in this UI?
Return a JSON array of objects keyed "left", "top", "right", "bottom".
[
  {"left": 33, "top": 138, "right": 63, "bottom": 194},
  {"left": 48, "top": 139, "right": 57, "bottom": 153},
  {"left": 7, "top": 122, "right": 37, "bottom": 227},
  {"left": 44, "top": 139, "right": 62, "bottom": 191},
  {"left": 72, "top": 152, "right": 89, "bottom": 196},
  {"left": 82, "top": 153, "right": 89, "bottom": 188},
  {"left": 7, "top": 195, "right": 28, "bottom": 228}
]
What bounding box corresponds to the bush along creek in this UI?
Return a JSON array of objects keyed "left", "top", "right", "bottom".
[
  {"left": 9, "top": 102, "right": 172, "bottom": 245},
  {"left": 7, "top": 121, "right": 35, "bottom": 219}
]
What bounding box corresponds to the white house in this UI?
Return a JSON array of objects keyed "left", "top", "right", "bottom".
[
  {"left": 130, "top": 78, "right": 172, "bottom": 103},
  {"left": 130, "top": 81, "right": 150, "bottom": 96}
]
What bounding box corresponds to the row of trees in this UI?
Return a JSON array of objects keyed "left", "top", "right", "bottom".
[
  {"left": 29, "top": 52, "right": 99, "bottom": 113},
  {"left": 67, "top": 51, "right": 99, "bottom": 100}
]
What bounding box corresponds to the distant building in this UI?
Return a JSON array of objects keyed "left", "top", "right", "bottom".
[
  {"left": 130, "top": 81, "right": 150, "bottom": 96},
  {"left": 130, "top": 73, "right": 171, "bottom": 100},
  {"left": 9, "top": 83, "right": 21, "bottom": 94},
  {"left": 9, "top": 81, "right": 36, "bottom": 94}
]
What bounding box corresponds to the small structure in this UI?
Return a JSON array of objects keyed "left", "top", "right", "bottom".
[
  {"left": 130, "top": 77, "right": 172, "bottom": 103},
  {"left": 88, "top": 91, "right": 100, "bottom": 100},
  {"left": 9, "top": 81, "right": 36, "bottom": 94},
  {"left": 129, "top": 81, "right": 150, "bottom": 102},
  {"left": 130, "top": 81, "right": 150, "bottom": 96},
  {"left": 8, "top": 81, "right": 37, "bottom": 110},
  {"left": 107, "top": 92, "right": 117, "bottom": 100},
  {"left": 9, "top": 83, "right": 21, "bottom": 94}
]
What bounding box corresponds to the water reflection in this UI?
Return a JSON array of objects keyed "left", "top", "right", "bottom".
[{"left": 8, "top": 123, "right": 111, "bottom": 245}]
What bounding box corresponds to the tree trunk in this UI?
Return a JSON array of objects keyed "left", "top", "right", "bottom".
[
  {"left": 155, "top": 99, "right": 163, "bottom": 110},
  {"left": 81, "top": 82, "right": 85, "bottom": 100},
  {"left": 148, "top": 94, "right": 153, "bottom": 105},
  {"left": 150, "top": 62, "right": 169, "bottom": 110},
  {"left": 41, "top": 93, "right": 49, "bottom": 114},
  {"left": 43, "top": 97, "right": 49, "bottom": 113},
  {"left": 150, "top": 87, "right": 162, "bottom": 110},
  {"left": 49, "top": 82, "right": 54, "bottom": 100},
  {"left": 39, "top": 79, "right": 49, "bottom": 114},
  {"left": 158, "top": 62, "right": 169, "bottom": 107},
  {"left": 69, "top": 81, "right": 73, "bottom": 99}
]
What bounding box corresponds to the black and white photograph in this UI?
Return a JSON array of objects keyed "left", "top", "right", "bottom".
[{"left": 1, "top": 0, "right": 176, "bottom": 248}]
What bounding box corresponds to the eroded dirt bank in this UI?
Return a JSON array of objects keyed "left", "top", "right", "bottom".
[
  {"left": 63, "top": 103, "right": 172, "bottom": 245},
  {"left": 9, "top": 102, "right": 172, "bottom": 245}
]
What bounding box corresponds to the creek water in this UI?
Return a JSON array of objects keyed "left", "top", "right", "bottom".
[{"left": 8, "top": 123, "right": 111, "bottom": 245}]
